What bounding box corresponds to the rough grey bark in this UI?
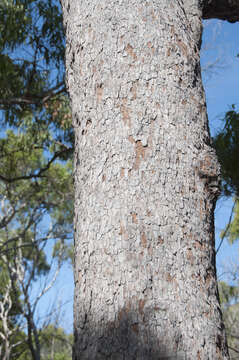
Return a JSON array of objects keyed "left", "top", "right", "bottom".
[{"left": 60, "top": 0, "right": 238, "bottom": 358}]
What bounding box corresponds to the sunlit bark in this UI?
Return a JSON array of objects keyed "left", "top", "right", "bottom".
[{"left": 61, "top": 0, "right": 236, "bottom": 358}]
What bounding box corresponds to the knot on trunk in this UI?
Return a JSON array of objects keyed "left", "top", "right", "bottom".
[{"left": 197, "top": 147, "right": 221, "bottom": 200}]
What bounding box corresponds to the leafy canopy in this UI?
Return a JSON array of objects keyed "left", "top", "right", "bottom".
[{"left": 0, "top": 0, "right": 73, "bottom": 358}]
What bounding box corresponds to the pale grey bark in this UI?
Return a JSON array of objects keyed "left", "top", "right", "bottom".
[{"left": 61, "top": 0, "right": 234, "bottom": 358}]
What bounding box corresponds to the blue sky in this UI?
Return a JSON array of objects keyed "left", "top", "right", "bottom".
[
  {"left": 35, "top": 18, "right": 239, "bottom": 333},
  {"left": 201, "top": 19, "right": 239, "bottom": 280}
]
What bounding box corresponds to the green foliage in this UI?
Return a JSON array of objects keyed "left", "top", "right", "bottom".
[
  {"left": 6, "top": 325, "right": 73, "bottom": 360},
  {"left": 213, "top": 105, "right": 239, "bottom": 245},
  {"left": 218, "top": 281, "right": 239, "bottom": 358},
  {"left": 213, "top": 105, "right": 239, "bottom": 197},
  {"left": 40, "top": 325, "right": 72, "bottom": 360},
  {"left": 0, "top": 0, "right": 65, "bottom": 125},
  {"left": 0, "top": 0, "right": 31, "bottom": 49},
  {"left": 8, "top": 330, "right": 32, "bottom": 360},
  {"left": 219, "top": 200, "right": 239, "bottom": 244},
  {"left": 0, "top": 0, "right": 73, "bottom": 259},
  {"left": 0, "top": 0, "right": 73, "bottom": 358},
  {"left": 219, "top": 281, "right": 239, "bottom": 307},
  {"left": 0, "top": 124, "right": 74, "bottom": 264}
]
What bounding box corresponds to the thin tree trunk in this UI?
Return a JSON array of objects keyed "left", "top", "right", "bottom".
[{"left": 61, "top": 0, "right": 234, "bottom": 358}]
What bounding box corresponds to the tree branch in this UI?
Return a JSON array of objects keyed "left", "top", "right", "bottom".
[
  {"left": 228, "top": 345, "right": 239, "bottom": 354},
  {"left": 202, "top": 0, "right": 239, "bottom": 23},
  {"left": 0, "top": 82, "right": 66, "bottom": 107},
  {"left": 216, "top": 200, "right": 236, "bottom": 254},
  {"left": 0, "top": 148, "right": 72, "bottom": 183}
]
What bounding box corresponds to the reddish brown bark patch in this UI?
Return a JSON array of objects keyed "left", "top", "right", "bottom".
[
  {"left": 128, "top": 135, "right": 135, "bottom": 144},
  {"left": 128, "top": 137, "right": 147, "bottom": 170},
  {"left": 138, "top": 299, "right": 146, "bottom": 315},
  {"left": 134, "top": 140, "right": 146, "bottom": 170},
  {"left": 131, "top": 213, "right": 138, "bottom": 224},
  {"left": 121, "top": 99, "right": 131, "bottom": 127},
  {"left": 119, "top": 222, "right": 128, "bottom": 240},
  {"left": 140, "top": 232, "right": 147, "bottom": 248},
  {"left": 186, "top": 249, "right": 194, "bottom": 265},
  {"left": 125, "top": 44, "right": 137, "bottom": 60}
]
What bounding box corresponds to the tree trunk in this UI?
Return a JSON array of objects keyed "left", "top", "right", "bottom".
[{"left": 61, "top": 0, "right": 239, "bottom": 358}]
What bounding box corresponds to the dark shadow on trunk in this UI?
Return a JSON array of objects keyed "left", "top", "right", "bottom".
[{"left": 73, "top": 307, "right": 185, "bottom": 360}]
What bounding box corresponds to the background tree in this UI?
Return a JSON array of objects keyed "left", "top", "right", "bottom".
[
  {"left": 212, "top": 62, "right": 239, "bottom": 356},
  {"left": 0, "top": 0, "right": 73, "bottom": 359},
  {"left": 213, "top": 105, "right": 239, "bottom": 197},
  {"left": 39, "top": 325, "right": 73, "bottom": 360},
  {"left": 218, "top": 281, "right": 239, "bottom": 358}
]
